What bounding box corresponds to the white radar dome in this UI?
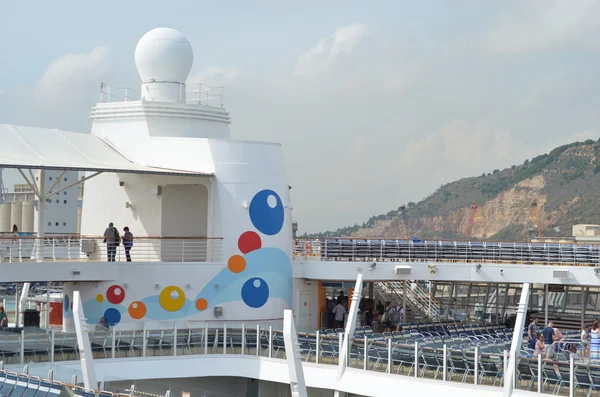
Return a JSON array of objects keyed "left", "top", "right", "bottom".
[{"left": 135, "top": 28, "right": 193, "bottom": 84}]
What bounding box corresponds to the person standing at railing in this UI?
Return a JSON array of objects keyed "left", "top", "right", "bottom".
[
  {"left": 122, "top": 227, "right": 133, "bottom": 262},
  {"left": 103, "top": 222, "right": 120, "bottom": 262},
  {"left": 591, "top": 321, "right": 600, "bottom": 361},
  {"left": 542, "top": 321, "right": 556, "bottom": 358},
  {"left": 582, "top": 324, "right": 590, "bottom": 360},
  {"left": 0, "top": 306, "right": 7, "bottom": 327}
]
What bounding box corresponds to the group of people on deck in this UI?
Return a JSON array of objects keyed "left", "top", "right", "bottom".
[
  {"left": 528, "top": 317, "right": 600, "bottom": 360},
  {"left": 103, "top": 222, "right": 133, "bottom": 262}
]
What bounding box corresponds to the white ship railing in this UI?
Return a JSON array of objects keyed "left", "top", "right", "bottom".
[
  {"left": 0, "top": 236, "right": 223, "bottom": 263},
  {"left": 293, "top": 237, "right": 600, "bottom": 266},
  {"left": 0, "top": 323, "right": 591, "bottom": 395},
  {"left": 99, "top": 83, "right": 224, "bottom": 108}
]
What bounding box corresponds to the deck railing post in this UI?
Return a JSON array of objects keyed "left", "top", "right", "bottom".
[
  {"left": 50, "top": 329, "right": 55, "bottom": 362},
  {"left": 474, "top": 346, "right": 479, "bottom": 385},
  {"left": 570, "top": 355, "right": 574, "bottom": 397},
  {"left": 315, "top": 331, "right": 320, "bottom": 364},
  {"left": 241, "top": 324, "right": 246, "bottom": 355},
  {"left": 363, "top": 336, "right": 368, "bottom": 370},
  {"left": 111, "top": 327, "right": 116, "bottom": 359},
  {"left": 414, "top": 341, "right": 419, "bottom": 378},
  {"left": 173, "top": 325, "right": 177, "bottom": 356},
  {"left": 204, "top": 324, "right": 209, "bottom": 354},
  {"left": 223, "top": 323, "right": 227, "bottom": 354},
  {"left": 20, "top": 329, "right": 25, "bottom": 364},
  {"left": 387, "top": 338, "right": 392, "bottom": 374},
  {"left": 142, "top": 325, "right": 147, "bottom": 358},
  {"left": 268, "top": 326, "right": 273, "bottom": 358},
  {"left": 443, "top": 344, "right": 447, "bottom": 381},
  {"left": 538, "top": 353, "right": 542, "bottom": 393},
  {"left": 256, "top": 325, "right": 260, "bottom": 356}
]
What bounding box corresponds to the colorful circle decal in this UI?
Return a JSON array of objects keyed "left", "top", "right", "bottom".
[
  {"left": 104, "top": 308, "right": 121, "bottom": 326},
  {"left": 249, "top": 190, "right": 284, "bottom": 236},
  {"left": 238, "top": 231, "right": 262, "bottom": 254},
  {"left": 196, "top": 298, "right": 208, "bottom": 311},
  {"left": 241, "top": 277, "right": 269, "bottom": 308},
  {"left": 228, "top": 255, "right": 246, "bottom": 273},
  {"left": 106, "top": 285, "right": 125, "bottom": 304},
  {"left": 63, "top": 295, "right": 70, "bottom": 313},
  {"left": 128, "top": 301, "right": 147, "bottom": 319},
  {"left": 96, "top": 294, "right": 104, "bottom": 303},
  {"left": 159, "top": 286, "right": 186, "bottom": 312}
]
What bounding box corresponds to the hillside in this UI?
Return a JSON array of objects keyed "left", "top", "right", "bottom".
[{"left": 310, "top": 139, "right": 600, "bottom": 241}]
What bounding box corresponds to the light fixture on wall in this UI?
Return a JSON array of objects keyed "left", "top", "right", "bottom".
[
  {"left": 242, "top": 201, "right": 249, "bottom": 209},
  {"left": 125, "top": 202, "right": 134, "bottom": 209}
]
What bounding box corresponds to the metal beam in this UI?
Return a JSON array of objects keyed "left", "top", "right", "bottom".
[
  {"left": 503, "top": 282, "right": 530, "bottom": 397},
  {"left": 282, "top": 309, "right": 308, "bottom": 397}
]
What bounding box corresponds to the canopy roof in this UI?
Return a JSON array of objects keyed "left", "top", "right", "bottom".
[{"left": 0, "top": 124, "right": 212, "bottom": 176}]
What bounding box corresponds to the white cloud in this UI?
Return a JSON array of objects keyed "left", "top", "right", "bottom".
[
  {"left": 482, "top": 0, "right": 600, "bottom": 55},
  {"left": 188, "top": 66, "right": 241, "bottom": 87},
  {"left": 33, "top": 46, "right": 110, "bottom": 106},
  {"left": 294, "top": 24, "right": 368, "bottom": 75}
]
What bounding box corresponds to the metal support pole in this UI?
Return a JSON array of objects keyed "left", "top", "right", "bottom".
[
  {"left": 72, "top": 290, "right": 97, "bottom": 390},
  {"left": 336, "top": 274, "right": 363, "bottom": 380},
  {"left": 111, "top": 327, "right": 116, "bottom": 359},
  {"left": 503, "top": 282, "right": 530, "bottom": 397},
  {"left": 544, "top": 284, "right": 549, "bottom": 326},
  {"left": 282, "top": 310, "right": 308, "bottom": 397},
  {"left": 403, "top": 281, "right": 407, "bottom": 323}
]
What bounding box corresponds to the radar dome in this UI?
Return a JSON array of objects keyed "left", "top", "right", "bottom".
[{"left": 135, "top": 28, "right": 193, "bottom": 84}]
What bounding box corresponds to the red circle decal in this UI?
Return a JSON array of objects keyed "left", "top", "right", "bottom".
[
  {"left": 238, "top": 231, "right": 262, "bottom": 254},
  {"left": 106, "top": 285, "right": 125, "bottom": 304}
]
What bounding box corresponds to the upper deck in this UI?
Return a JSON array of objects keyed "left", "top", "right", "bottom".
[{"left": 294, "top": 238, "right": 600, "bottom": 266}]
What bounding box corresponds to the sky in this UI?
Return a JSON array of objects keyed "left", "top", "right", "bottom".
[{"left": 1, "top": 1, "right": 600, "bottom": 233}]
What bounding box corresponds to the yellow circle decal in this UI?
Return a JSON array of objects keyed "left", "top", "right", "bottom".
[
  {"left": 96, "top": 294, "right": 104, "bottom": 303},
  {"left": 159, "top": 286, "right": 186, "bottom": 312}
]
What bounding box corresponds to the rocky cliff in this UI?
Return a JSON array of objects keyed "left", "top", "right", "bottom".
[{"left": 311, "top": 139, "right": 600, "bottom": 241}]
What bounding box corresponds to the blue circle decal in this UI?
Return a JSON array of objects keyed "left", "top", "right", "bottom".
[
  {"left": 249, "top": 190, "right": 284, "bottom": 235},
  {"left": 241, "top": 278, "right": 270, "bottom": 308},
  {"left": 104, "top": 308, "right": 121, "bottom": 326},
  {"left": 63, "top": 295, "right": 70, "bottom": 313}
]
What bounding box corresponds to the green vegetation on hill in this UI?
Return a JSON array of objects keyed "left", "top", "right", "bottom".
[{"left": 306, "top": 138, "right": 600, "bottom": 241}]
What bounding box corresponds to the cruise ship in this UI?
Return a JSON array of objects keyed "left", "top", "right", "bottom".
[{"left": 0, "top": 27, "right": 597, "bottom": 397}]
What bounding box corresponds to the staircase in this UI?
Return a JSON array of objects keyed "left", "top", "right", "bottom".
[{"left": 375, "top": 281, "right": 441, "bottom": 322}]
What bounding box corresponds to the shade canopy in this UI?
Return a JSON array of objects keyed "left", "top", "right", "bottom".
[{"left": 0, "top": 124, "right": 212, "bottom": 176}]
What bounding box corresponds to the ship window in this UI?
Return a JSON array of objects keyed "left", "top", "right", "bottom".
[
  {"left": 56, "top": 200, "right": 59, "bottom": 203},
  {"left": 47, "top": 222, "right": 51, "bottom": 226},
  {"left": 45, "top": 199, "right": 51, "bottom": 203},
  {"left": 64, "top": 200, "right": 67, "bottom": 204},
  {"left": 63, "top": 192, "right": 67, "bottom": 195},
  {"left": 64, "top": 177, "right": 67, "bottom": 182},
  {"left": 63, "top": 222, "right": 67, "bottom": 227},
  {"left": 49, "top": 177, "right": 52, "bottom": 181},
  {"left": 55, "top": 222, "right": 58, "bottom": 226}
]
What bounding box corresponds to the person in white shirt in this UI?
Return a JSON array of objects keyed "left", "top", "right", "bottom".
[{"left": 332, "top": 298, "right": 347, "bottom": 328}]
